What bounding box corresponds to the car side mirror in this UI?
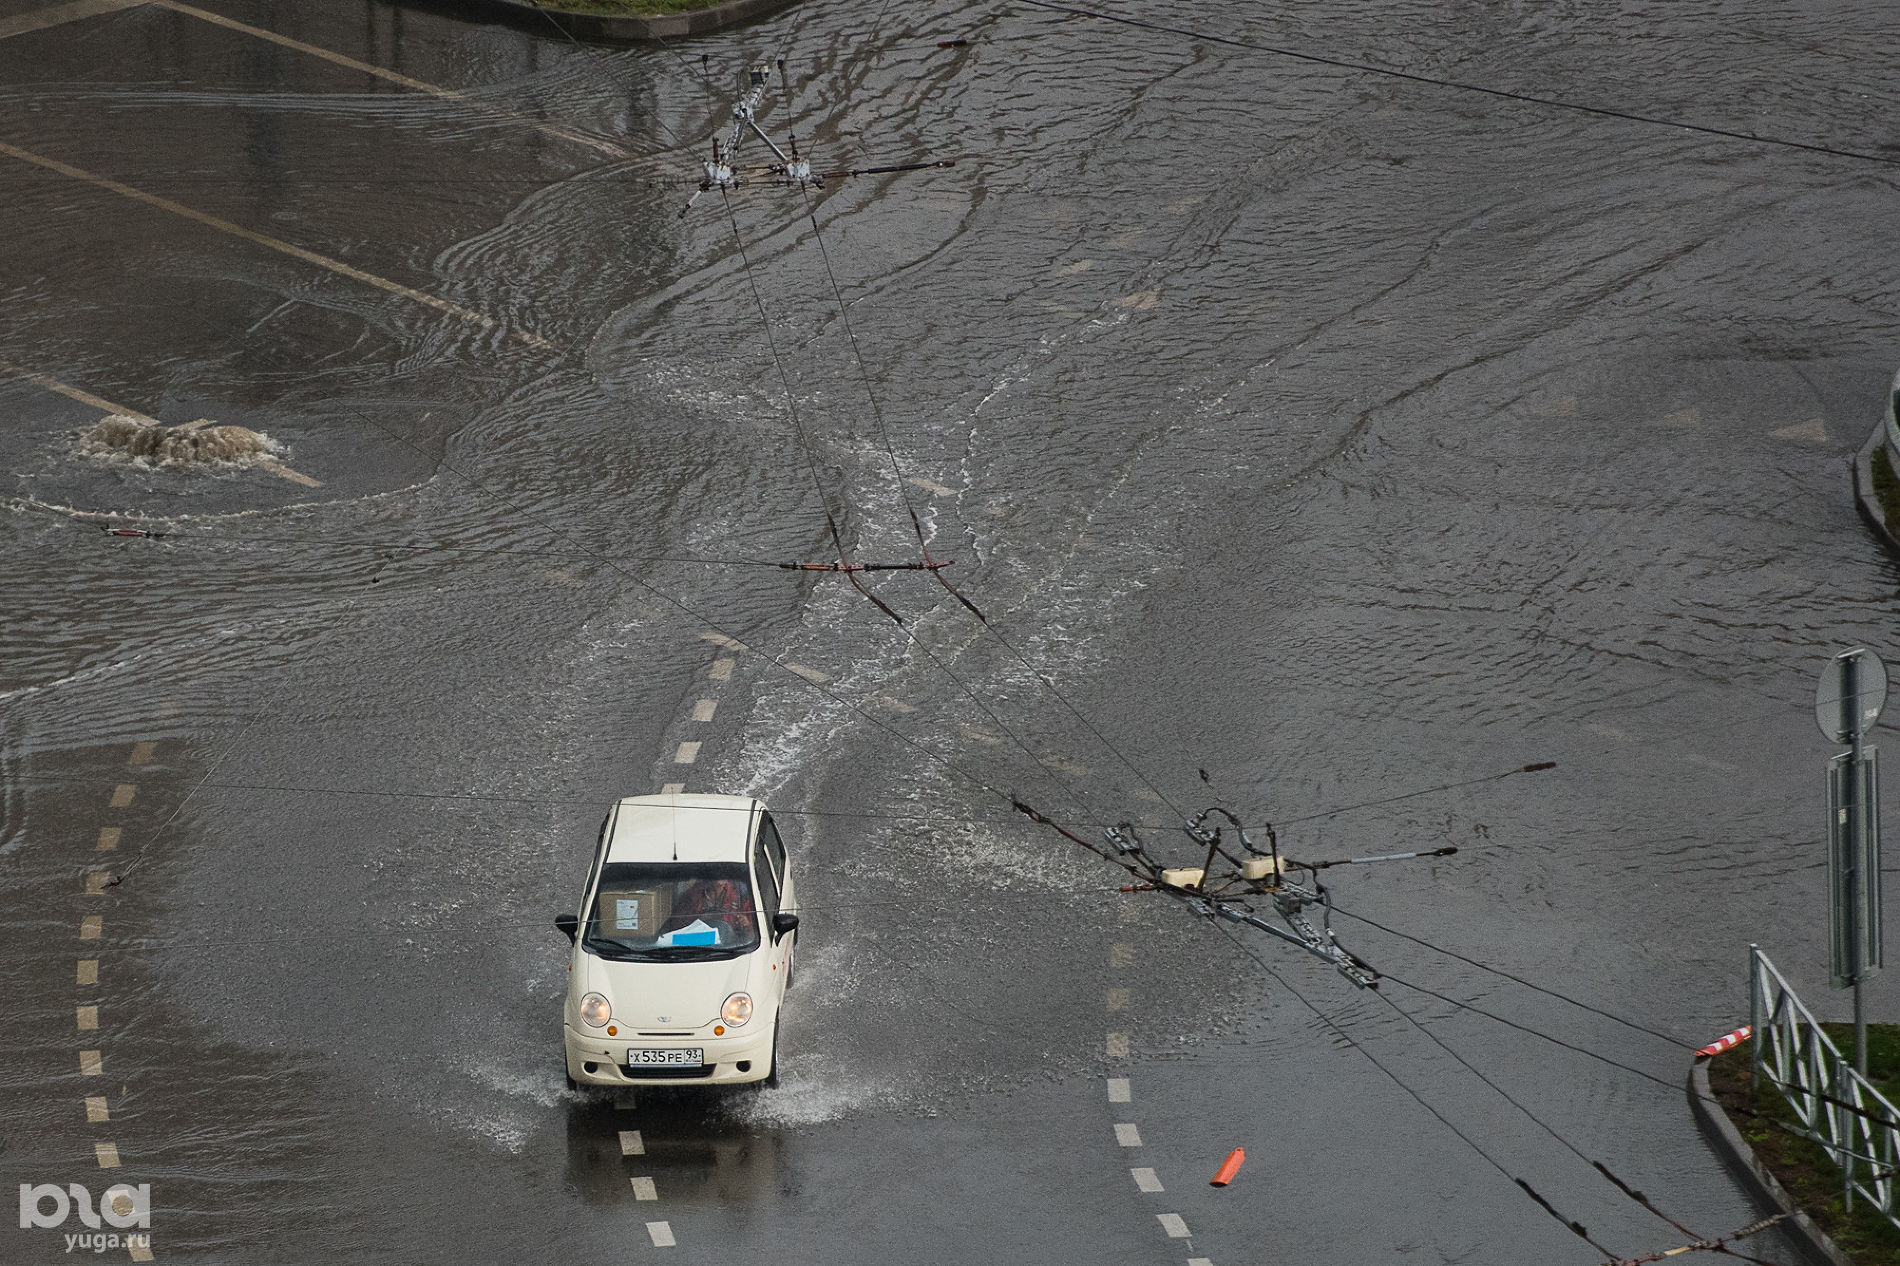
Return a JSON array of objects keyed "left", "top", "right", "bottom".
[
  {"left": 555, "top": 913, "right": 579, "bottom": 944},
  {"left": 772, "top": 912, "right": 800, "bottom": 938}
]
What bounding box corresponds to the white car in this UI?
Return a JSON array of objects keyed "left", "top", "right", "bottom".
[{"left": 557, "top": 794, "right": 797, "bottom": 1088}]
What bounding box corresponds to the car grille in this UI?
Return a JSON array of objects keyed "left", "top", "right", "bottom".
[{"left": 624, "top": 1064, "right": 714, "bottom": 1079}]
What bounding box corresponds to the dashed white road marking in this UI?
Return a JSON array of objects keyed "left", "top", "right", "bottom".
[
  {"left": 1586, "top": 722, "right": 1630, "bottom": 741},
  {"left": 1157, "top": 1212, "right": 1190, "bottom": 1238},
  {"left": 79, "top": 1050, "right": 103, "bottom": 1076},
  {"left": 128, "top": 741, "right": 156, "bottom": 765},
  {"left": 1188, "top": 1258, "right": 1214, "bottom": 1266},
  {"left": 674, "top": 742, "right": 701, "bottom": 765},
  {"left": 629, "top": 1176, "right": 658, "bottom": 1200},
  {"left": 661, "top": 782, "right": 685, "bottom": 794},
  {"left": 646, "top": 1221, "right": 676, "bottom": 1247},
  {"left": 874, "top": 694, "right": 917, "bottom": 713},
  {"left": 1657, "top": 406, "right": 1701, "bottom": 428},
  {"left": 1110, "top": 942, "right": 1136, "bottom": 968},
  {"left": 908, "top": 476, "right": 957, "bottom": 496},
  {"left": 692, "top": 699, "right": 717, "bottom": 722},
  {"left": 1107, "top": 1077, "right": 1131, "bottom": 1103},
  {"left": 108, "top": 784, "right": 135, "bottom": 808},
  {"left": 1114, "top": 1123, "right": 1142, "bottom": 1147},
  {"left": 81, "top": 916, "right": 103, "bottom": 939},
  {"left": 709, "top": 657, "right": 735, "bottom": 681},
  {"left": 84, "top": 1096, "right": 109, "bottom": 1123},
  {"left": 785, "top": 662, "right": 830, "bottom": 684},
  {"left": 614, "top": 1090, "right": 638, "bottom": 1111},
  {"left": 619, "top": 1129, "right": 644, "bottom": 1155},
  {"left": 129, "top": 1242, "right": 153, "bottom": 1263},
  {"left": 0, "top": 140, "right": 555, "bottom": 350},
  {"left": 96, "top": 827, "right": 120, "bottom": 851},
  {"left": 77, "top": 960, "right": 98, "bottom": 986},
  {"left": 700, "top": 632, "right": 747, "bottom": 651},
  {"left": 1771, "top": 416, "right": 1828, "bottom": 443},
  {"left": 77, "top": 1006, "right": 98, "bottom": 1030},
  {"left": 85, "top": 870, "right": 113, "bottom": 895},
  {"left": 1105, "top": 988, "right": 1130, "bottom": 1012},
  {"left": 94, "top": 1142, "right": 120, "bottom": 1168},
  {"left": 1131, "top": 1167, "right": 1163, "bottom": 1193},
  {"left": 1106, "top": 1032, "right": 1128, "bottom": 1058}
]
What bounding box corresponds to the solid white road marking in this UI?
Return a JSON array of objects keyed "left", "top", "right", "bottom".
[
  {"left": 646, "top": 1222, "right": 676, "bottom": 1247},
  {"left": 0, "top": 358, "right": 156, "bottom": 422},
  {"left": 1114, "top": 1123, "right": 1142, "bottom": 1147},
  {"left": 79, "top": 1050, "right": 103, "bottom": 1075},
  {"left": 1107, "top": 1077, "right": 1131, "bottom": 1103},
  {"left": 1157, "top": 1213, "right": 1190, "bottom": 1238},
  {"left": 0, "top": 141, "right": 554, "bottom": 350},
  {"left": 674, "top": 742, "right": 701, "bottom": 764},
  {"left": 619, "top": 1129, "right": 644, "bottom": 1155},
  {"left": 109, "top": 784, "right": 135, "bottom": 808},
  {"left": 629, "top": 1176, "right": 658, "bottom": 1200},
  {"left": 151, "top": 0, "right": 632, "bottom": 158},
  {"left": 0, "top": 0, "right": 146, "bottom": 42},
  {"left": 1106, "top": 1032, "right": 1128, "bottom": 1058},
  {"left": 709, "top": 657, "right": 735, "bottom": 681},
  {"left": 94, "top": 1142, "right": 120, "bottom": 1168},
  {"left": 84, "top": 1096, "right": 109, "bottom": 1123},
  {"left": 1131, "top": 1167, "right": 1163, "bottom": 1193},
  {"left": 77, "top": 960, "right": 98, "bottom": 986},
  {"left": 692, "top": 699, "right": 717, "bottom": 722}
]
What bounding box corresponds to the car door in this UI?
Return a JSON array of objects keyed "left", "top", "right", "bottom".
[{"left": 751, "top": 817, "right": 790, "bottom": 1002}]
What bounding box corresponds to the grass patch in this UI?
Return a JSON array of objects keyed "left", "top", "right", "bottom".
[
  {"left": 1872, "top": 445, "right": 1900, "bottom": 537},
  {"left": 513, "top": 0, "right": 742, "bottom": 14},
  {"left": 1710, "top": 1024, "right": 1900, "bottom": 1263}
]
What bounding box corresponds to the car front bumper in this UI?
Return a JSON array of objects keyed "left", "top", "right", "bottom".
[{"left": 564, "top": 1023, "right": 773, "bottom": 1086}]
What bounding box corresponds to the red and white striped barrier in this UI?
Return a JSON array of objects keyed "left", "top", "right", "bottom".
[{"left": 1695, "top": 1025, "right": 1751, "bottom": 1059}]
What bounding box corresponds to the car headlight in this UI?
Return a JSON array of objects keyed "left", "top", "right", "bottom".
[
  {"left": 580, "top": 992, "right": 612, "bottom": 1027},
  {"left": 722, "top": 992, "right": 754, "bottom": 1026}
]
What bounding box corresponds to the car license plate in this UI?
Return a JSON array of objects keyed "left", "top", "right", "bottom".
[{"left": 626, "top": 1048, "right": 702, "bottom": 1067}]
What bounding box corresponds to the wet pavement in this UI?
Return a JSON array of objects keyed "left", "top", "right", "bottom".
[{"left": 3, "top": 0, "right": 1899, "bottom": 1262}]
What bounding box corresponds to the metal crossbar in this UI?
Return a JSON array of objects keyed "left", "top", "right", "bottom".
[{"left": 1749, "top": 944, "right": 1900, "bottom": 1223}]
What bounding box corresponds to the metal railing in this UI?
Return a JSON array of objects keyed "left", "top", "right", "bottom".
[{"left": 1749, "top": 944, "right": 1900, "bottom": 1223}]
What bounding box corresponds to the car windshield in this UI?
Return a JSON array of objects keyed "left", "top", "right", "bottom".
[{"left": 584, "top": 862, "right": 759, "bottom": 961}]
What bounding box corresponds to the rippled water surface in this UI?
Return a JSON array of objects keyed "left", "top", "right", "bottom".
[{"left": 2, "top": 0, "right": 1899, "bottom": 1262}]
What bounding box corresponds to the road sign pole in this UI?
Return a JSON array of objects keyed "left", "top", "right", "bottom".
[{"left": 1818, "top": 648, "right": 1888, "bottom": 1078}]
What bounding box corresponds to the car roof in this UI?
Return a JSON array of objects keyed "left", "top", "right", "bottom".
[{"left": 602, "top": 794, "right": 762, "bottom": 865}]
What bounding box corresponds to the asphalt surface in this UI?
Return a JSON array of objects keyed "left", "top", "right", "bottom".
[{"left": 3, "top": 1, "right": 1899, "bottom": 1263}]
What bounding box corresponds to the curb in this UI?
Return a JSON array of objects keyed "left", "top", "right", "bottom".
[
  {"left": 1852, "top": 420, "right": 1900, "bottom": 557},
  {"left": 1686, "top": 1060, "right": 1853, "bottom": 1266},
  {"left": 434, "top": 0, "right": 802, "bottom": 42}
]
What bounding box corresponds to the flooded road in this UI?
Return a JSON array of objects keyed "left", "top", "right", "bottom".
[{"left": 3, "top": 0, "right": 1899, "bottom": 1262}]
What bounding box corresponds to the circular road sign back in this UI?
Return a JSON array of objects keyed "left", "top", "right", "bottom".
[{"left": 1817, "top": 647, "right": 1889, "bottom": 744}]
